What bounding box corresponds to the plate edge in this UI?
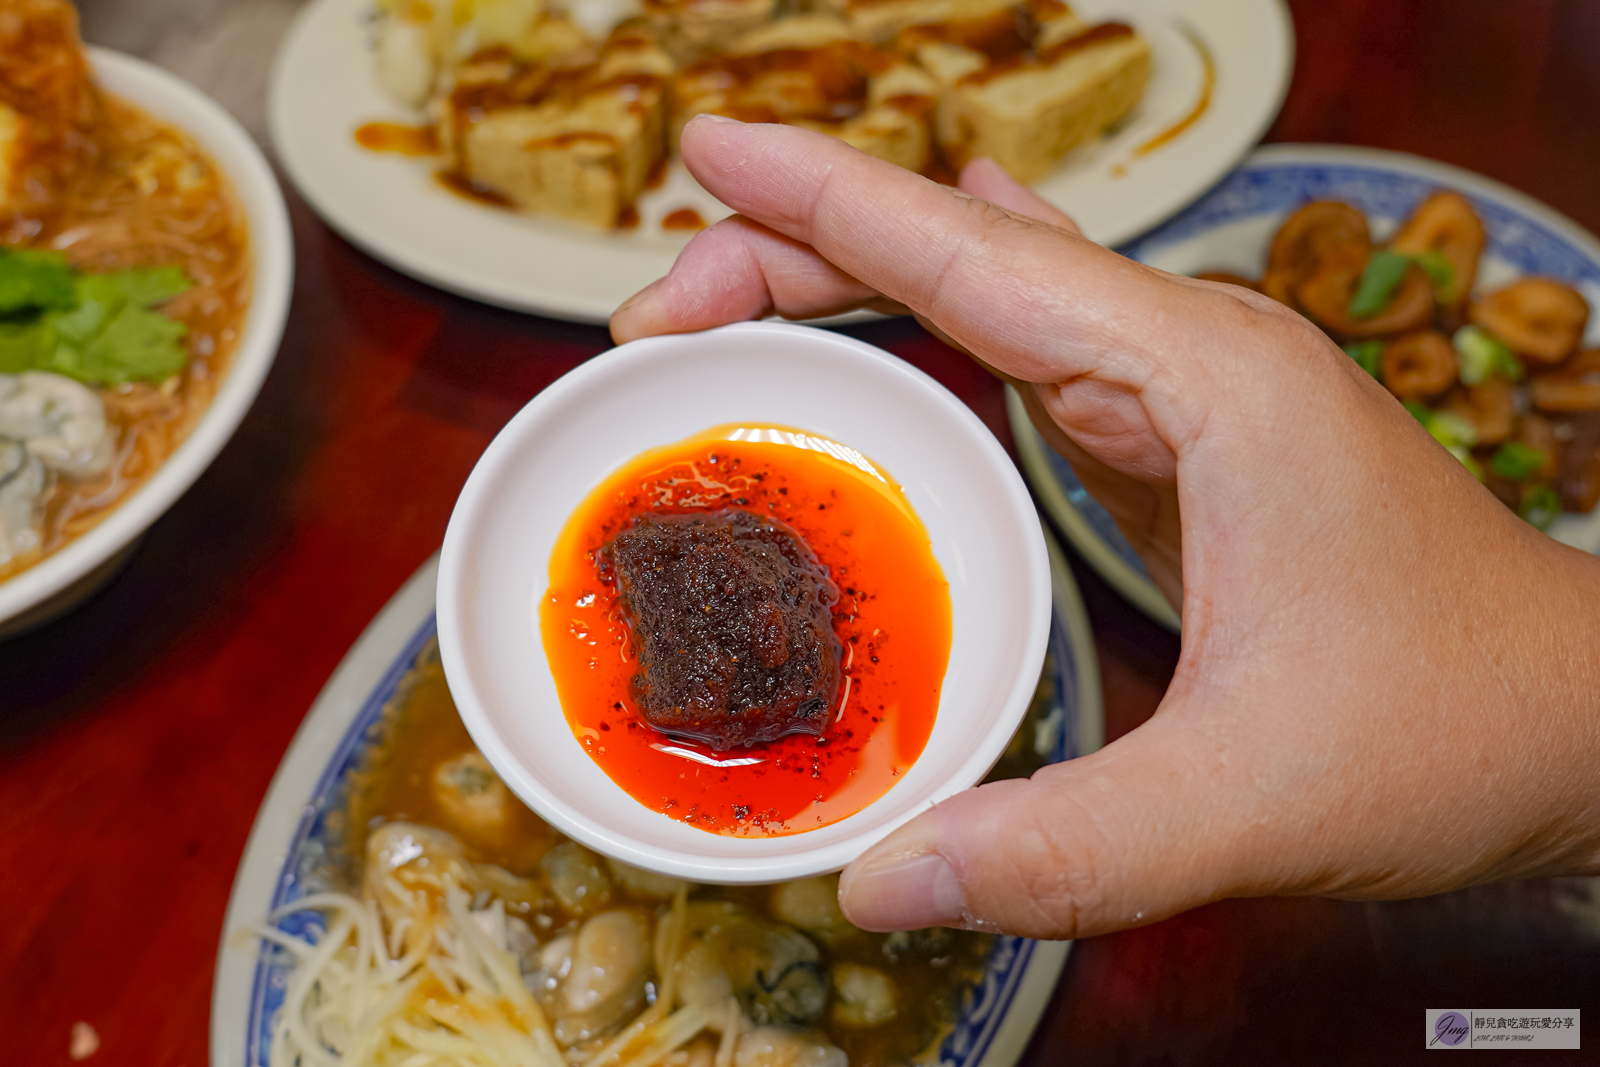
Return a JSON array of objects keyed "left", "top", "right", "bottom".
[{"left": 209, "top": 555, "right": 440, "bottom": 1067}]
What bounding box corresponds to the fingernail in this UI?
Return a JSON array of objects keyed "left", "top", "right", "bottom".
[
  {"left": 692, "top": 112, "right": 744, "bottom": 125},
  {"left": 841, "top": 853, "right": 965, "bottom": 931},
  {"left": 614, "top": 278, "right": 662, "bottom": 318}
]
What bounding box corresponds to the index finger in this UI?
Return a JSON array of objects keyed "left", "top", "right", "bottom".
[{"left": 668, "top": 117, "right": 1199, "bottom": 389}]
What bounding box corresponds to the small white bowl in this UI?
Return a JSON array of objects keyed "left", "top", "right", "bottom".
[
  {"left": 438, "top": 322, "right": 1050, "bottom": 883},
  {"left": 0, "top": 49, "right": 293, "bottom": 636}
]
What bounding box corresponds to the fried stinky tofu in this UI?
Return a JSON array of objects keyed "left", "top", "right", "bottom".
[
  {"left": 447, "top": 20, "right": 672, "bottom": 228},
  {"left": 833, "top": 0, "right": 1017, "bottom": 44},
  {"left": 900, "top": 1, "right": 1151, "bottom": 182},
  {"left": 605, "top": 509, "right": 843, "bottom": 750},
  {"left": 672, "top": 16, "right": 936, "bottom": 173},
  {"left": 0, "top": 0, "right": 97, "bottom": 230}
]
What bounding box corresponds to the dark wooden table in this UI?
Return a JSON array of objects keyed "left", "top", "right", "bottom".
[{"left": 7, "top": 1, "right": 1600, "bottom": 1063}]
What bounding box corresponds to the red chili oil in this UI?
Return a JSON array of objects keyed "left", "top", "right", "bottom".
[{"left": 541, "top": 425, "right": 951, "bottom": 836}]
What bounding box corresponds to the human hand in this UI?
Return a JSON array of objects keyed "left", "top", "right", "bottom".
[{"left": 613, "top": 116, "right": 1600, "bottom": 939}]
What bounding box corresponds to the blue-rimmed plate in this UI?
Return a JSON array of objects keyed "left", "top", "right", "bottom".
[
  {"left": 210, "top": 530, "right": 1102, "bottom": 1066},
  {"left": 1013, "top": 143, "right": 1600, "bottom": 629}
]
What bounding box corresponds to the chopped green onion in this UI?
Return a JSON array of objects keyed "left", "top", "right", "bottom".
[
  {"left": 1520, "top": 484, "right": 1562, "bottom": 531},
  {"left": 1453, "top": 325, "right": 1522, "bottom": 385},
  {"left": 1490, "top": 441, "right": 1549, "bottom": 481},
  {"left": 1343, "top": 340, "right": 1385, "bottom": 380},
  {"left": 1347, "top": 249, "right": 1413, "bottom": 319},
  {"left": 1412, "top": 250, "right": 1457, "bottom": 304},
  {"left": 1406, "top": 403, "right": 1482, "bottom": 476},
  {"left": 1428, "top": 410, "right": 1478, "bottom": 450}
]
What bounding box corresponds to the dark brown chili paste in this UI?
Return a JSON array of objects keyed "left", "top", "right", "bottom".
[{"left": 605, "top": 508, "right": 842, "bottom": 749}]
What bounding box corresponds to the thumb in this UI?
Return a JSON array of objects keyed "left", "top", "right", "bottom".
[{"left": 837, "top": 719, "right": 1242, "bottom": 939}]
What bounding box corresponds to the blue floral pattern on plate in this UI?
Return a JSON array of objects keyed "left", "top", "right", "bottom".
[
  {"left": 1122, "top": 163, "right": 1600, "bottom": 287},
  {"left": 245, "top": 604, "right": 1087, "bottom": 1067}
]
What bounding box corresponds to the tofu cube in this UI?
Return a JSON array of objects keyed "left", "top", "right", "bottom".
[
  {"left": 929, "top": 22, "right": 1150, "bottom": 182},
  {"left": 455, "top": 23, "right": 673, "bottom": 228},
  {"left": 671, "top": 17, "right": 935, "bottom": 173}
]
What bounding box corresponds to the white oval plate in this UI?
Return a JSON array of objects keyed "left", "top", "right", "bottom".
[
  {"left": 210, "top": 530, "right": 1103, "bottom": 1067},
  {"left": 267, "top": 0, "right": 1292, "bottom": 323},
  {"left": 1013, "top": 143, "right": 1600, "bottom": 629},
  {"left": 0, "top": 49, "right": 293, "bottom": 634}
]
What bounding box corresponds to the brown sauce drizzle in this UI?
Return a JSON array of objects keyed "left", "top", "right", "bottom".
[
  {"left": 453, "top": 65, "right": 662, "bottom": 124},
  {"left": 1134, "top": 23, "right": 1214, "bottom": 156},
  {"left": 882, "top": 92, "right": 935, "bottom": 117},
  {"left": 1038, "top": 20, "right": 1135, "bottom": 64},
  {"left": 645, "top": 153, "right": 669, "bottom": 190},
  {"left": 958, "top": 20, "right": 1134, "bottom": 88},
  {"left": 435, "top": 169, "right": 514, "bottom": 207},
  {"left": 354, "top": 122, "right": 439, "bottom": 155},
  {"left": 896, "top": 8, "right": 1033, "bottom": 64},
  {"left": 678, "top": 42, "right": 877, "bottom": 126},
  {"left": 662, "top": 207, "right": 706, "bottom": 230},
  {"left": 521, "top": 131, "right": 617, "bottom": 151}
]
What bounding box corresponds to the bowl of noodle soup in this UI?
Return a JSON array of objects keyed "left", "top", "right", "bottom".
[{"left": 0, "top": 39, "right": 292, "bottom": 635}]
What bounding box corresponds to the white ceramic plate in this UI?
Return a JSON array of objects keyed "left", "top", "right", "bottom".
[
  {"left": 0, "top": 49, "right": 293, "bottom": 636},
  {"left": 267, "top": 0, "right": 1292, "bottom": 323},
  {"left": 210, "top": 529, "right": 1103, "bottom": 1067},
  {"left": 1013, "top": 143, "right": 1600, "bottom": 629},
  {"left": 439, "top": 322, "right": 1050, "bottom": 883}
]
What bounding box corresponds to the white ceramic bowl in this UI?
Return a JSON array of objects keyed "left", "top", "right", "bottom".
[
  {"left": 0, "top": 49, "right": 293, "bottom": 636},
  {"left": 438, "top": 322, "right": 1051, "bottom": 883}
]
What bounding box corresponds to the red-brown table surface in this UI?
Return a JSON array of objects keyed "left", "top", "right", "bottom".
[{"left": 7, "top": 1, "right": 1600, "bottom": 1063}]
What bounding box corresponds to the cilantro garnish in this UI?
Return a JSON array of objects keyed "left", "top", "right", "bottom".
[
  {"left": 0, "top": 248, "right": 78, "bottom": 316},
  {"left": 0, "top": 247, "right": 194, "bottom": 385}
]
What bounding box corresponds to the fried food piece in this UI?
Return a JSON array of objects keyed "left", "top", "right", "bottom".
[
  {"left": 1261, "top": 201, "right": 1370, "bottom": 307},
  {"left": 843, "top": 0, "right": 1015, "bottom": 44},
  {"left": 1471, "top": 278, "right": 1590, "bottom": 365},
  {"left": 1557, "top": 414, "right": 1600, "bottom": 514},
  {"left": 453, "top": 22, "right": 673, "bottom": 228},
  {"left": 671, "top": 17, "right": 936, "bottom": 173},
  {"left": 1295, "top": 243, "right": 1434, "bottom": 337},
  {"left": 0, "top": 0, "right": 98, "bottom": 232},
  {"left": 1382, "top": 330, "right": 1458, "bottom": 400},
  {"left": 606, "top": 508, "right": 842, "bottom": 749},
  {"left": 1389, "top": 191, "right": 1486, "bottom": 312},
  {"left": 1441, "top": 377, "right": 1515, "bottom": 445},
  {"left": 906, "top": 5, "right": 1151, "bottom": 183},
  {"left": 1531, "top": 349, "right": 1600, "bottom": 413}
]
